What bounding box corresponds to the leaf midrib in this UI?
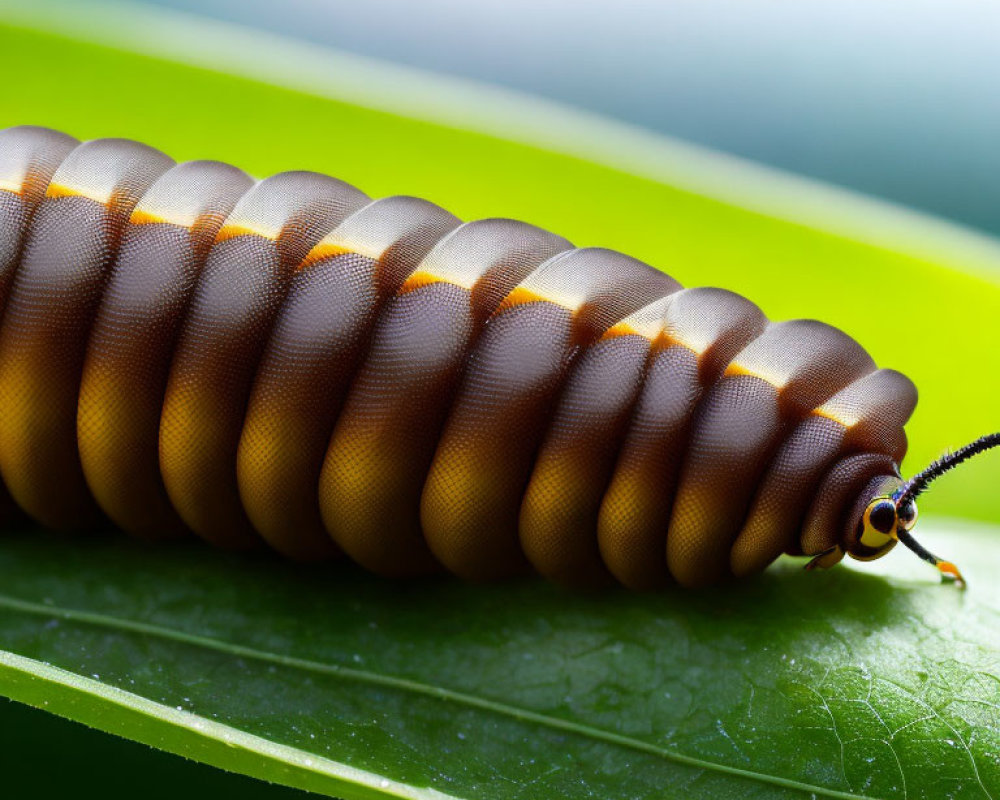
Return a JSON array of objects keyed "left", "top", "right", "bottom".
[{"left": 0, "top": 591, "right": 874, "bottom": 800}]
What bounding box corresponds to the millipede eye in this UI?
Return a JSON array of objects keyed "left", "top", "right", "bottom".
[
  {"left": 897, "top": 498, "right": 918, "bottom": 531},
  {"left": 868, "top": 500, "right": 897, "bottom": 535}
]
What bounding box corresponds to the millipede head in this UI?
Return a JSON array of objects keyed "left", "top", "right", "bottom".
[{"left": 807, "top": 432, "right": 1000, "bottom": 586}]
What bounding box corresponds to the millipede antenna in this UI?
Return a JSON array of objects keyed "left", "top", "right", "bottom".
[
  {"left": 890, "top": 432, "right": 1000, "bottom": 586},
  {"left": 893, "top": 433, "right": 1000, "bottom": 509}
]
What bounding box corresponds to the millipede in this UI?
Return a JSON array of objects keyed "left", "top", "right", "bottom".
[{"left": 0, "top": 125, "right": 995, "bottom": 589}]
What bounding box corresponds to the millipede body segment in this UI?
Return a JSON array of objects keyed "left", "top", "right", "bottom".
[{"left": 2, "top": 124, "right": 978, "bottom": 589}]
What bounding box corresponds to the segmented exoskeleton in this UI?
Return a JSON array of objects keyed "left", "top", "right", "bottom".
[{"left": 0, "top": 126, "right": 993, "bottom": 588}]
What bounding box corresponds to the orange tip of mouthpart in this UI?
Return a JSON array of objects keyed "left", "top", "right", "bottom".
[{"left": 936, "top": 561, "right": 966, "bottom": 588}]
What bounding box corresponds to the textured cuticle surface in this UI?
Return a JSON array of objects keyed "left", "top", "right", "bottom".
[{"left": 0, "top": 124, "right": 918, "bottom": 586}]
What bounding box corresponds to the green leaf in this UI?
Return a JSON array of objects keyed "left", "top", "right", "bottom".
[
  {"left": 0, "top": 2, "right": 999, "bottom": 797},
  {"left": 0, "top": 696, "right": 309, "bottom": 799},
  {"left": 1, "top": 522, "right": 999, "bottom": 799}
]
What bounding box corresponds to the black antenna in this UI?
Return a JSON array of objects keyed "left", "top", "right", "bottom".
[
  {"left": 891, "top": 432, "right": 1000, "bottom": 586},
  {"left": 893, "top": 433, "right": 1000, "bottom": 509},
  {"left": 895, "top": 528, "right": 964, "bottom": 586}
]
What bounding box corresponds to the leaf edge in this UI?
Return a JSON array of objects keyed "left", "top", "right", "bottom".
[{"left": 0, "top": 649, "right": 461, "bottom": 800}]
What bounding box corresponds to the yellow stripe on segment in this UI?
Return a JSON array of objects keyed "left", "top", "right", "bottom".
[
  {"left": 811, "top": 405, "right": 856, "bottom": 428},
  {"left": 654, "top": 329, "right": 702, "bottom": 355},
  {"left": 599, "top": 309, "right": 709, "bottom": 353},
  {"left": 599, "top": 321, "right": 643, "bottom": 340},
  {"left": 215, "top": 221, "right": 279, "bottom": 243},
  {"left": 44, "top": 182, "right": 78, "bottom": 199},
  {"left": 298, "top": 230, "right": 395, "bottom": 272},
  {"left": 45, "top": 181, "right": 112, "bottom": 205},
  {"left": 723, "top": 361, "right": 784, "bottom": 388},
  {"left": 397, "top": 269, "right": 459, "bottom": 295},
  {"left": 129, "top": 207, "right": 204, "bottom": 229},
  {"left": 129, "top": 197, "right": 210, "bottom": 229},
  {"left": 495, "top": 285, "right": 551, "bottom": 314},
  {"left": 297, "top": 242, "right": 353, "bottom": 271},
  {"left": 0, "top": 178, "right": 23, "bottom": 196},
  {"left": 598, "top": 321, "right": 690, "bottom": 350},
  {"left": 129, "top": 208, "right": 171, "bottom": 226}
]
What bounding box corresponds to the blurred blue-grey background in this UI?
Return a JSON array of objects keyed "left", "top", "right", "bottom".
[{"left": 139, "top": 0, "right": 1000, "bottom": 236}]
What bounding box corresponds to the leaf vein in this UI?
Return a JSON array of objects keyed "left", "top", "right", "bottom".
[{"left": 0, "top": 592, "right": 880, "bottom": 800}]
